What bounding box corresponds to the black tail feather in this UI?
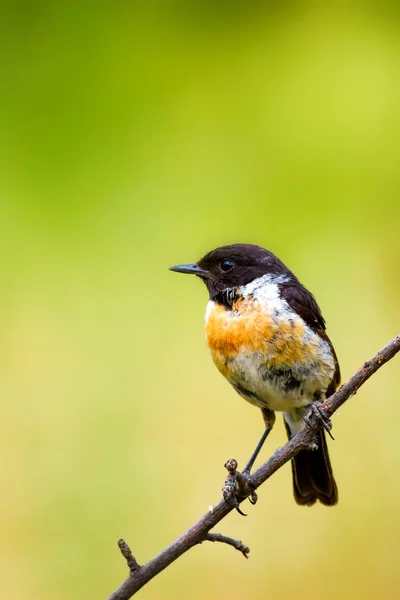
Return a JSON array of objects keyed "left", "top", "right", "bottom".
[{"left": 284, "top": 420, "right": 338, "bottom": 506}]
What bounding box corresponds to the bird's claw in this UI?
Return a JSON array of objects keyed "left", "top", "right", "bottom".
[
  {"left": 241, "top": 470, "right": 258, "bottom": 505},
  {"left": 304, "top": 401, "right": 335, "bottom": 440},
  {"left": 307, "top": 440, "right": 319, "bottom": 451}
]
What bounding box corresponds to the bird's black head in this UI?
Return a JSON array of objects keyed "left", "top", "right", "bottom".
[{"left": 169, "top": 243, "right": 293, "bottom": 300}]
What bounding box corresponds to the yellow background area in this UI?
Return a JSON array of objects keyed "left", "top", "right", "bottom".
[{"left": 1, "top": 3, "right": 399, "bottom": 599}]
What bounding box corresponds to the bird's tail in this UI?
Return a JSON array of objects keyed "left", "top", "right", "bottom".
[{"left": 284, "top": 419, "right": 338, "bottom": 506}]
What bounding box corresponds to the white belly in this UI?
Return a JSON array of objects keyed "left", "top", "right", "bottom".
[{"left": 227, "top": 350, "right": 331, "bottom": 412}]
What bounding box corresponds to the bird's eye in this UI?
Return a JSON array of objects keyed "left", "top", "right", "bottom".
[{"left": 220, "top": 259, "right": 234, "bottom": 272}]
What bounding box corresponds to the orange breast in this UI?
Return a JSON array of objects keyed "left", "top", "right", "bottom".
[{"left": 205, "top": 298, "right": 312, "bottom": 376}]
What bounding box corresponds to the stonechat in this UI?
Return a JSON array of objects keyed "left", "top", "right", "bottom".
[{"left": 170, "top": 244, "right": 339, "bottom": 506}]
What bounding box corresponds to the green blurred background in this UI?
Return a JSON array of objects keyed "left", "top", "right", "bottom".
[{"left": 1, "top": 2, "right": 399, "bottom": 599}]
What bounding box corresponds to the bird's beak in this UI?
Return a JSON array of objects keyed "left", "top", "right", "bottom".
[{"left": 169, "top": 263, "right": 211, "bottom": 277}]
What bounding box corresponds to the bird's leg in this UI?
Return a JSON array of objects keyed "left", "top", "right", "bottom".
[
  {"left": 222, "top": 409, "right": 276, "bottom": 513},
  {"left": 242, "top": 428, "right": 271, "bottom": 475},
  {"left": 243, "top": 408, "right": 276, "bottom": 475}
]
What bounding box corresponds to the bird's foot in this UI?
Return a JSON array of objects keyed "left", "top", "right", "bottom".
[
  {"left": 304, "top": 400, "right": 334, "bottom": 441},
  {"left": 241, "top": 469, "right": 258, "bottom": 505},
  {"left": 222, "top": 459, "right": 258, "bottom": 516},
  {"left": 307, "top": 434, "right": 320, "bottom": 451}
]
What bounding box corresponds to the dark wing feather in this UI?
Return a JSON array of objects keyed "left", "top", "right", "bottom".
[
  {"left": 280, "top": 281, "right": 341, "bottom": 392},
  {"left": 280, "top": 281, "right": 326, "bottom": 331}
]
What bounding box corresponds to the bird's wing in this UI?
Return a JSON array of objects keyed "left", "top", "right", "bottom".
[{"left": 280, "top": 281, "right": 341, "bottom": 393}]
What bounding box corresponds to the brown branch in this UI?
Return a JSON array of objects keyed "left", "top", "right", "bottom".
[
  {"left": 204, "top": 533, "right": 250, "bottom": 558},
  {"left": 107, "top": 334, "right": 400, "bottom": 600}
]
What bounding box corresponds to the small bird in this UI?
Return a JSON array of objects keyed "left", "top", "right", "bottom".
[{"left": 170, "top": 244, "right": 339, "bottom": 506}]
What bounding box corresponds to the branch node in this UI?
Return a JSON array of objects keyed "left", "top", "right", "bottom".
[
  {"left": 223, "top": 459, "right": 256, "bottom": 516},
  {"left": 224, "top": 458, "right": 238, "bottom": 473},
  {"left": 117, "top": 538, "right": 140, "bottom": 573},
  {"left": 205, "top": 532, "right": 250, "bottom": 559}
]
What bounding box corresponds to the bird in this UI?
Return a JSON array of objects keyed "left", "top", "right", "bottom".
[{"left": 169, "top": 243, "right": 340, "bottom": 506}]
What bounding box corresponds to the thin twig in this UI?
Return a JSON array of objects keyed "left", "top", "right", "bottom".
[
  {"left": 204, "top": 533, "right": 250, "bottom": 558},
  {"left": 107, "top": 334, "right": 400, "bottom": 600},
  {"left": 117, "top": 539, "right": 140, "bottom": 573}
]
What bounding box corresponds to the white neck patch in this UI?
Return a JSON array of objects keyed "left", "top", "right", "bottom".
[
  {"left": 205, "top": 274, "right": 293, "bottom": 322},
  {"left": 239, "top": 274, "right": 290, "bottom": 301}
]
